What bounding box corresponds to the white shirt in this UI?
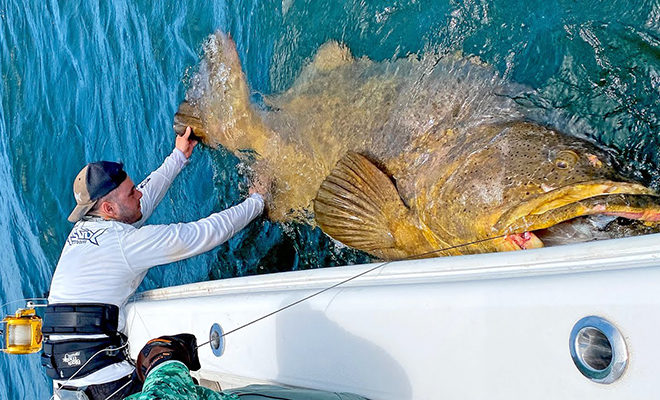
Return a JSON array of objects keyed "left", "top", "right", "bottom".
[{"left": 48, "top": 149, "right": 264, "bottom": 387}]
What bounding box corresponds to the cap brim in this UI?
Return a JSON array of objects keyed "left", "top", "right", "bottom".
[{"left": 68, "top": 201, "right": 97, "bottom": 223}]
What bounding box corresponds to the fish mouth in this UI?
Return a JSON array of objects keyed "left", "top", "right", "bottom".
[{"left": 493, "top": 180, "right": 660, "bottom": 251}]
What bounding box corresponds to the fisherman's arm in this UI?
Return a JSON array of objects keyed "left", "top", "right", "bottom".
[
  {"left": 121, "top": 194, "right": 264, "bottom": 272},
  {"left": 135, "top": 128, "right": 198, "bottom": 226}
]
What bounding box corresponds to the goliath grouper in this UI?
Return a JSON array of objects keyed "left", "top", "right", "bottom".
[{"left": 174, "top": 32, "right": 660, "bottom": 260}]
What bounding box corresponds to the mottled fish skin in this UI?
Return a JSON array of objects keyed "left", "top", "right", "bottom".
[{"left": 175, "top": 32, "right": 660, "bottom": 259}]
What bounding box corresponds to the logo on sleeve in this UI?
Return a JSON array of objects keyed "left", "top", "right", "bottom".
[
  {"left": 137, "top": 177, "right": 151, "bottom": 190},
  {"left": 67, "top": 227, "right": 107, "bottom": 246}
]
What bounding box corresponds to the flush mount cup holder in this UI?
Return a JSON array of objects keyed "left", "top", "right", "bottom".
[{"left": 569, "top": 316, "right": 628, "bottom": 384}]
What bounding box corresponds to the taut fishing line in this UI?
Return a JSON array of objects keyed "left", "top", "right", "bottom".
[{"left": 196, "top": 234, "right": 507, "bottom": 349}]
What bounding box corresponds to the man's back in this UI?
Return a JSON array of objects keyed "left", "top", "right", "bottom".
[{"left": 49, "top": 219, "right": 147, "bottom": 325}]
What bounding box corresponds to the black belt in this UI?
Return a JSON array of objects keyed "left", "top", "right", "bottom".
[{"left": 43, "top": 303, "right": 120, "bottom": 335}]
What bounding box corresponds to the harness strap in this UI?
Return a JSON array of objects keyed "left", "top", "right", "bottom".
[{"left": 43, "top": 303, "right": 119, "bottom": 335}]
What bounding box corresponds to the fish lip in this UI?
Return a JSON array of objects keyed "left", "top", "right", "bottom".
[
  {"left": 503, "top": 232, "right": 544, "bottom": 250},
  {"left": 494, "top": 180, "right": 660, "bottom": 235}
]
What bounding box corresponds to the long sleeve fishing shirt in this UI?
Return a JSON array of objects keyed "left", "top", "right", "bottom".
[{"left": 48, "top": 148, "right": 264, "bottom": 388}]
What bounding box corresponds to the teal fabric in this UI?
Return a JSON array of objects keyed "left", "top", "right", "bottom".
[
  {"left": 124, "top": 361, "right": 239, "bottom": 400},
  {"left": 125, "top": 360, "right": 369, "bottom": 400}
]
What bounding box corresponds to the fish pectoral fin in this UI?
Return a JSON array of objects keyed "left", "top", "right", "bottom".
[{"left": 314, "top": 152, "right": 411, "bottom": 258}]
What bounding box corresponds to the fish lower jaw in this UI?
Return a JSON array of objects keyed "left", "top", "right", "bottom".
[
  {"left": 491, "top": 192, "right": 660, "bottom": 252},
  {"left": 498, "top": 211, "right": 660, "bottom": 251}
]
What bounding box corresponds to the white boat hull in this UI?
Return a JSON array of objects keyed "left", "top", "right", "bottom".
[{"left": 126, "top": 234, "right": 660, "bottom": 399}]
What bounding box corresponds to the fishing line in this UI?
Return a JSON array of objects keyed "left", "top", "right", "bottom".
[
  {"left": 0, "top": 297, "right": 48, "bottom": 311},
  {"left": 105, "top": 378, "right": 132, "bottom": 400},
  {"left": 131, "top": 296, "right": 153, "bottom": 340},
  {"left": 196, "top": 234, "right": 507, "bottom": 349}
]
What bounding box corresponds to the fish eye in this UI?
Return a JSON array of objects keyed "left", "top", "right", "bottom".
[{"left": 554, "top": 150, "right": 578, "bottom": 169}]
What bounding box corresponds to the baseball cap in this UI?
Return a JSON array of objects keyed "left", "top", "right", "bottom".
[{"left": 68, "top": 161, "right": 127, "bottom": 223}]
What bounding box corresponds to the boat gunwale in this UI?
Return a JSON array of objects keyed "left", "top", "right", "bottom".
[{"left": 132, "top": 233, "right": 660, "bottom": 302}]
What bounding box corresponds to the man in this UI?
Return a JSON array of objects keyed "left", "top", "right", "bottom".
[{"left": 43, "top": 127, "right": 266, "bottom": 399}]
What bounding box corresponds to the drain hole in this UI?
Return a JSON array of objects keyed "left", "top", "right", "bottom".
[
  {"left": 210, "top": 329, "right": 220, "bottom": 350},
  {"left": 577, "top": 327, "right": 612, "bottom": 371}
]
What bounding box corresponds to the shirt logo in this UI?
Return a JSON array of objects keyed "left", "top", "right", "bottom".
[
  {"left": 62, "top": 351, "right": 82, "bottom": 366},
  {"left": 137, "top": 177, "right": 150, "bottom": 190},
  {"left": 67, "top": 227, "right": 107, "bottom": 246}
]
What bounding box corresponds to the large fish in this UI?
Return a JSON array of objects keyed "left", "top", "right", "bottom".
[{"left": 174, "top": 32, "right": 660, "bottom": 260}]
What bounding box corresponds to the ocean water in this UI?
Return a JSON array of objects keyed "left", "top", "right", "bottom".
[{"left": 1, "top": 0, "right": 660, "bottom": 398}]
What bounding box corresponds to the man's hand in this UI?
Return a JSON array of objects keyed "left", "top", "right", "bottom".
[
  {"left": 249, "top": 175, "right": 271, "bottom": 197},
  {"left": 176, "top": 126, "right": 198, "bottom": 159}
]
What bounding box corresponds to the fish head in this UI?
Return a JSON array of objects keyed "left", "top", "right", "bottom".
[{"left": 422, "top": 121, "right": 660, "bottom": 253}]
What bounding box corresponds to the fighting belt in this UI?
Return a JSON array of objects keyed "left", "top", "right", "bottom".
[{"left": 40, "top": 303, "right": 128, "bottom": 380}]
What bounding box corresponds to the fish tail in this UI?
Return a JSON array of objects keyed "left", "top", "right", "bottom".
[
  {"left": 173, "top": 100, "right": 206, "bottom": 142},
  {"left": 174, "top": 31, "right": 271, "bottom": 153}
]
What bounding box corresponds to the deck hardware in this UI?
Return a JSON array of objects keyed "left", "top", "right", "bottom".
[
  {"left": 569, "top": 316, "right": 627, "bottom": 384},
  {"left": 209, "top": 323, "right": 225, "bottom": 357}
]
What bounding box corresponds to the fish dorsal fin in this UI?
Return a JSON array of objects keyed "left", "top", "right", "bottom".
[
  {"left": 314, "top": 152, "right": 416, "bottom": 259},
  {"left": 311, "top": 41, "right": 354, "bottom": 72}
]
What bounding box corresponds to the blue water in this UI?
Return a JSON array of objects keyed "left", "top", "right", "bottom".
[{"left": 2, "top": 0, "right": 660, "bottom": 398}]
